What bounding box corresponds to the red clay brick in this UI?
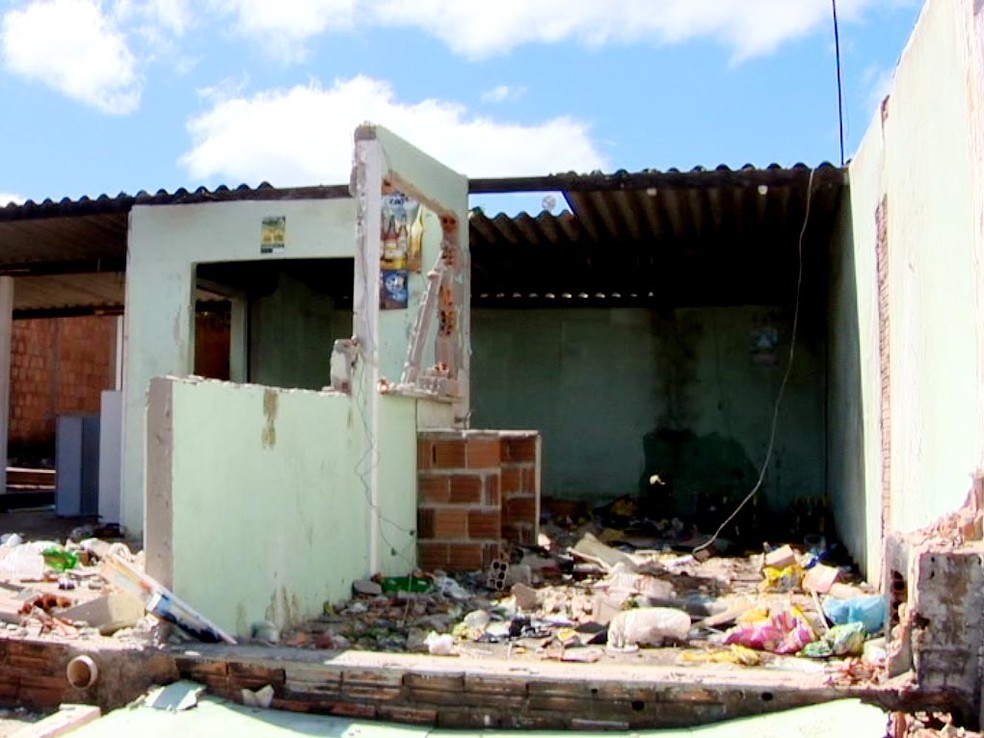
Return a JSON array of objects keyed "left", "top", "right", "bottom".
[
  {"left": 419, "top": 475, "right": 450, "bottom": 503},
  {"left": 417, "top": 440, "right": 434, "bottom": 471},
  {"left": 433, "top": 439, "right": 467, "bottom": 468},
  {"left": 504, "top": 497, "right": 536, "bottom": 524},
  {"left": 522, "top": 466, "right": 538, "bottom": 493},
  {"left": 447, "top": 543, "right": 484, "bottom": 571},
  {"left": 485, "top": 474, "right": 500, "bottom": 507},
  {"left": 465, "top": 438, "right": 500, "bottom": 468},
  {"left": 449, "top": 475, "right": 482, "bottom": 504},
  {"left": 432, "top": 509, "right": 468, "bottom": 538},
  {"left": 418, "top": 542, "right": 449, "bottom": 569},
  {"left": 503, "top": 436, "right": 537, "bottom": 463},
  {"left": 468, "top": 510, "right": 501, "bottom": 540},
  {"left": 328, "top": 702, "right": 378, "bottom": 719},
  {"left": 500, "top": 467, "right": 522, "bottom": 495},
  {"left": 417, "top": 508, "right": 436, "bottom": 539}
]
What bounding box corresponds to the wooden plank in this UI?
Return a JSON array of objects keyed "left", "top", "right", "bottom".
[{"left": 11, "top": 704, "right": 100, "bottom": 738}]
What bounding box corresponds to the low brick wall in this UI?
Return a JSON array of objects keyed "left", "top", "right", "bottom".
[
  {"left": 417, "top": 430, "right": 540, "bottom": 571},
  {"left": 0, "top": 636, "right": 178, "bottom": 711},
  {"left": 173, "top": 645, "right": 939, "bottom": 731}
]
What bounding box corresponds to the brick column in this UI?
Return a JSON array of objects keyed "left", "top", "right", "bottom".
[{"left": 417, "top": 430, "right": 540, "bottom": 572}]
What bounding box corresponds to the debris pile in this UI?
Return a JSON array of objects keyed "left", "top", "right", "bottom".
[
  {"left": 0, "top": 527, "right": 234, "bottom": 646},
  {"left": 282, "top": 505, "right": 889, "bottom": 675}
]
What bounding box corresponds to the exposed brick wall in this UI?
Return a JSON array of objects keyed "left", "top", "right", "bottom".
[
  {"left": 418, "top": 430, "right": 540, "bottom": 572},
  {"left": 10, "top": 317, "right": 116, "bottom": 457},
  {"left": 0, "top": 636, "right": 178, "bottom": 712}
]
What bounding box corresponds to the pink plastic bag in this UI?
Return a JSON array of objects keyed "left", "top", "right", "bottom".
[{"left": 724, "top": 606, "right": 815, "bottom": 654}]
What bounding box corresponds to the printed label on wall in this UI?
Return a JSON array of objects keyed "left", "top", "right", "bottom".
[
  {"left": 380, "top": 190, "right": 423, "bottom": 274},
  {"left": 260, "top": 216, "right": 286, "bottom": 254},
  {"left": 380, "top": 269, "right": 409, "bottom": 310}
]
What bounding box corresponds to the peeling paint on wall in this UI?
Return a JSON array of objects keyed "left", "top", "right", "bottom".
[{"left": 261, "top": 388, "right": 278, "bottom": 449}]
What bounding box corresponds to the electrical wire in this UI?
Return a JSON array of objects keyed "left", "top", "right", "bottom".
[
  {"left": 693, "top": 167, "right": 816, "bottom": 555},
  {"left": 832, "top": 0, "right": 846, "bottom": 166}
]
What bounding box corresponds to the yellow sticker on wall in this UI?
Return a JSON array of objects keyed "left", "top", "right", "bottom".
[{"left": 261, "top": 216, "right": 285, "bottom": 254}]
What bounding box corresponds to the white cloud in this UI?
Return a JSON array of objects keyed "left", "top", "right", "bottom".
[
  {"left": 1, "top": 0, "right": 140, "bottom": 114},
  {"left": 211, "top": 0, "right": 357, "bottom": 60},
  {"left": 0, "top": 193, "right": 25, "bottom": 206},
  {"left": 481, "top": 84, "right": 526, "bottom": 104},
  {"left": 207, "top": 0, "right": 906, "bottom": 61},
  {"left": 180, "top": 76, "right": 606, "bottom": 186},
  {"left": 370, "top": 0, "right": 885, "bottom": 60}
]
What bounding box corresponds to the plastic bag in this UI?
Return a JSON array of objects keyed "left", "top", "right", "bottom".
[
  {"left": 822, "top": 595, "right": 885, "bottom": 635},
  {"left": 800, "top": 622, "right": 865, "bottom": 658},
  {"left": 759, "top": 565, "right": 803, "bottom": 593},
  {"left": 606, "top": 607, "right": 692, "bottom": 651},
  {"left": 724, "top": 605, "right": 816, "bottom": 654}
]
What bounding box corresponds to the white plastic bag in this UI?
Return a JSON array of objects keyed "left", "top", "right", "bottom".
[{"left": 606, "top": 607, "right": 692, "bottom": 652}]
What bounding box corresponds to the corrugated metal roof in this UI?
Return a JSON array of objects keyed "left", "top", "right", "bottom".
[
  {"left": 0, "top": 164, "right": 846, "bottom": 313},
  {"left": 468, "top": 163, "right": 845, "bottom": 307}
]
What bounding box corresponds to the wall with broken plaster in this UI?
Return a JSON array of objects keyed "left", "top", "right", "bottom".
[
  {"left": 147, "top": 376, "right": 379, "bottom": 636},
  {"left": 845, "top": 0, "right": 984, "bottom": 558},
  {"left": 124, "top": 198, "right": 357, "bottom": 537},
  {"left": 471, "top": 306, "right": 825, "bottom": 520},
  {"left": 377, "top": 207, "right": 445, "bottom": 385}
]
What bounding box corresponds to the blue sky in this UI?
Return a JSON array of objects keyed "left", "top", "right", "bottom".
[{"left": 0, "top": 0, "right": 923, "bottom": 214}]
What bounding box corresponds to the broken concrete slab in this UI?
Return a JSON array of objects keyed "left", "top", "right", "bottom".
[{"left": 55, "top": 593, "right": 145, "bottom": 635}]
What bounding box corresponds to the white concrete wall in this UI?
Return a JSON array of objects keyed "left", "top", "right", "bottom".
[
  {"left": 846, "top": 0, "right": 984, "bottom": 568},
  {"left": 124, "top": 197, "right": 356, "bottom": 536},
  {"left": 146, "top": 377, "right": 378, "bottom": 636}
]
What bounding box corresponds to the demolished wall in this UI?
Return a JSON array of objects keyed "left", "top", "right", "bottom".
[
  {"left": 145, "top": 376, "right": 420, "bottom": 637},
  {"left": 833, "top": 0, "right": 984, "bottom": 578}
]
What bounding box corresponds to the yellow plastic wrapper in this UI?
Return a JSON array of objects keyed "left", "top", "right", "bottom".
[{"left": 759, "top": 565, "right": 803, "bottom": 593}]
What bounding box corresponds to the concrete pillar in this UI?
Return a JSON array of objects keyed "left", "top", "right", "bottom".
[{"left": 0, "top": 277, "right": 13, "bottom": 492}]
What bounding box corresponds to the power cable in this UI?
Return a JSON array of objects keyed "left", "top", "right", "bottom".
[
  {"left": 832, "top": 0, "right": 846, "bottom": 165},
  {"left": 693, "top": 167, "right": 816, "bottom": 554}
]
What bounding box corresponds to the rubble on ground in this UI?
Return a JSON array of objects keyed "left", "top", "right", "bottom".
[
  {"left": 0, "top": 526, "right": 206, "bottom": 647},
  {"left": 279, "top": 496, "right": 888, "bottom": 679}
]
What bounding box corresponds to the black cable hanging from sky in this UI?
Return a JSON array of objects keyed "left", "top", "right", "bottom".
[{"left": 831, "top": 0, "right": 846, "bottom": 166}]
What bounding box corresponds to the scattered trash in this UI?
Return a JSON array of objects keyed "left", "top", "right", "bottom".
[
  {"left": 606, "top": 607, "right": 691, "bottom": 652},
  {"left": 241, "top": 684, "right": 275, "bottom": 709},
  {"left": 823, "top": 594, "right": 886, "bottom": 635},
  {"left": 723, "top": 605, "right": 815, "bottom": 655},
  {"left": 145, "top": 680, "right": 205, "bottom": 711},
  {"left": 424, "top": 631, "right": 455, "bottom": 655},
  {"left": 800, "top": 622, "right": 866, "bottom": 658}
]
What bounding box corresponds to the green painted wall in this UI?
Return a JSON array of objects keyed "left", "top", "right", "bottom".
[
  {"left": 148, "top": 377, "right": 423, "bottom": 637},
  {"left": 838, "top": 0, "right": 984, "bottom": 577},
  {"left": 249, "top": 272, "right": 352, "bottom": 390},
  {"left": 471, "top": 306, "right": 825, "bottom": 518},
  {"left": 826, "top": 189, "right": 876, "bottom": 576},
  {"left": 125, "top": 198, "right": 357, "bottom": 536}
]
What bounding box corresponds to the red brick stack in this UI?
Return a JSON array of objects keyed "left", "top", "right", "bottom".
[{"left": 417, "top": 430, "right": 540, "bottom": 572}]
